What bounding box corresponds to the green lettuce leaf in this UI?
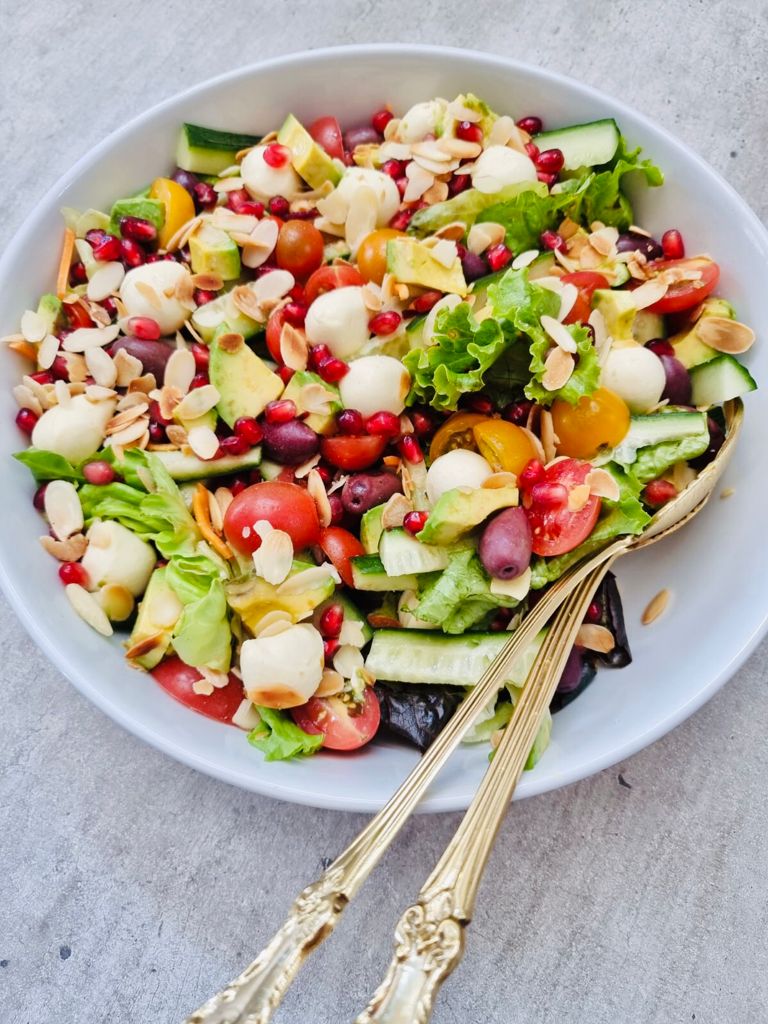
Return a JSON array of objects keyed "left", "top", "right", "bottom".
[
  {"left": 578, "top": 136, "right": 663, "bottom": 230},
  {"left": 248, "top": 707, "right": 324, "bottom": 761},
  {"left": 415, "top": 547, "right": 523, "bottom": 633},
  {"left": 14, "top": 449, "right": 84, "bottom": 483},
  {"left": 629, "top": 431, "right": 710, "bottom": 486},
  {"left": 477, "top": 176, "right": 588, "bottom": 253},
  {"left": 166, "top": 554, "right": 232, "bottom": 673},
  {"left": 409, "top": 181, "right": 546, "bottom": 236}
]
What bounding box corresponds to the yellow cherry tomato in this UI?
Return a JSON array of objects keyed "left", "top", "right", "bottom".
[
  {"left": 429, "top": 412, "right": 488, "bottom": 461},
  {"left": 356, "top": 228, "right": 405, "bottom": 284},
  {"left": 149, "top": 177, "right": 196, "bottom": 250},
  {"left": 551, "top": 387, "right": 630, "bottom": 460},
  {"left": 472, "top": 419, "right": 539, "bottom": 475}
]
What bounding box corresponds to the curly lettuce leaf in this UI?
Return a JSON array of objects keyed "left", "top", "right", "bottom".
[
  {"left": 409, "top": 180, "right": 546, "bottom": 236},
  {"left": 579, "top": 136, "right": 663, "bottom": 229},
  {"left": 248, "top": 707, "right": 323, "bottom": 761},
  {"left": 629, "top": 431, "right": 710, "bottom": 486},
  {"left": 415, "top": 548, "right": 524, "bottom": 634},
  {"left": 166, "top": 554, "right": 232, "bottom": 673},
  {"left": 14, "top": 448, "right": 84, "bottom": 483},
  {"left": 477, "top": 176, "right": 588, "bottom": 253}
]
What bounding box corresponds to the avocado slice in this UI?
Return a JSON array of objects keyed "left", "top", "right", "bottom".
[
  {"left": 417, "top": 486, "right": 519, "bottom": 546},
  {"left": 387, "top": 237, "right": 468, "bottom": 296},
  {"left": 190, "top": 287, "right": 262, "bottom": 344},
  {"left": 277, "top": 114, "right": 342, "bottom": 189},
  {"left": 189, "top": 223, "right": 241, "bottom": 281},
  {"left": 225, "top": 560, "right": 335, "bottom": 633},
  {"left": 360, "top": 503, "right": 386, "bottom": 554},
  {"left": 109, "top": 197, "right": 166, "bottom": 236},
  {"left": 36, "top": 293, "right": 62, "bottom": 335},
  {"left": 671, "top": 297, "right": 737, "bottom": 369},
  {"left": 209, "top": 325, "right": 283, "bottom": 427},
  {"left": 127, "top": 567, "right": 183, "bottom": 669},
  {"left": 281, "top": 370, "right": 341, "bottom": 434},
  {"left": 592, "top": 288, "right": 638, "bottom": 343}
]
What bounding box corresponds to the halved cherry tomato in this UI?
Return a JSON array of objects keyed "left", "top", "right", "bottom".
[
  {"left": 308, "top": 115, "right": 345, "bottom": 161},
  {"left": 429, "top": 412, "right": 487, "bottom": 460},
  {"left": 304, "top": 264, "right": 364, "bottom": 305},
  {"left": 320, "top": 435, "right": 387, "bottom": 471},
  {"left": 319, "top": 526, "right": 365, "bottom": 586},
  {"left": 265, "top": 306, "right": 287, "bottom": 363},
  {"left": 63, "top": 299, "right": 94, "bottom": 329},
  {"left": 551, "top": 387, "right": 630, "bottom": 460},
  {"left": 276, "top": 220, "right": 325, "bottom": 279},
  {"left": 472, "top": 419, "right": 538, "bottom": 475},
  {"left": 291, "top": 687, "right": 380, "bottom": 751},
  {"left": 357, "top": 228, "right": 405, "bottom": 284},
  {"left": 643, "top": 257, "right": 720, "bottom": 315},
  {"left": 151, "top": 657, "right": 244, "bottom": 723},
  {"left": 523, "top": 458, "right": 601, "bottom": 556},
  {"left": 560, "top": 271, "right": 610, "bottom": 324},
  {"left": 223, "top": 481, "right": 320, "bottom": 555}
]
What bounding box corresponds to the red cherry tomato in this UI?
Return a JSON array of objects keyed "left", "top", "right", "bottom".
[
  {"left": 319, "top": 526, "right": 365, "bottom": 586},
  {"left": 304, "top": 264, "right": 364, "bottom": 305},
  {"left": 560, "top": 271, "right": 610, "bottom": 324},
  {"left": 223, "top": 481, "right": 320, "bottom": 555},
  {"left": 524, "top": 458, "right": 601, "bottom": 556},
  {"left": 265, "top": 307, "right": 287, "bottom": 364},
  {"left": 63, "top": 300, "right": 94, "bottom": 329},
  {"left": 275, "top": 220, "right": 325, "bottom": 279},
  {"left": 291, "top": 687, "right": 381, "bottom": 751},
  {"left": 320, "top": 435, "right": 387, "bottom": 471},
  {"left": 151, "top": 657, "right": 244, "bottom": 723},
  {"left": 308, "top": 115, "right": 345, "bottom": 161},
  {"left": 643, "top": 257, "right": 720, "bottom": 314}
]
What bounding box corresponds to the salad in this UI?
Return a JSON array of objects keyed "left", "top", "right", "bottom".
[{"left": 6, "top": 93, "right": 757, "bottom": 765}]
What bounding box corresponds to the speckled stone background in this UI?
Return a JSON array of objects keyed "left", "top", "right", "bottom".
[{"left": 2, "top": 3, "right": 768, "bottom": 1022}]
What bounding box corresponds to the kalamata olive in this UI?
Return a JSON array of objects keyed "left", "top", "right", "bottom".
[
  {"left": 261, "top": 420, "right": 320, "bottom": 465},
  {"left": 615, "top": 231, "right": 664, "bottom": 261},
  {"left": 691, "top": 415, "right": 725, "bottom": 469},
  {"left": 478, "top": 507, "right": 532, "bottom": 580},
  {"left": 172, "top": 168, "right": 200, "bottom": 195},
  {"left": 341, "top": 471, "right": 402, "bottom": 515},
  {"left": 109, "top": 336, "right": 175, "bottom": 383},
  {"left": 343, "top": 125, "right": 382, "bottom": 151},
  {"left": 658, "top": 353, "right": 692, "bottom": 405},
  {"left": 461, "top": 250, "right": 488, "bottom": 283},
  {"left": 557, "top": 646, "right": 587, "bottom": 693}
]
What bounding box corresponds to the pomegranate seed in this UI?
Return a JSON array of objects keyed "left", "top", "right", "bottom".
[
  {"left": 190, "top": 372, "right": 209, "bottom": 390},
  {"left": 412, "top": 290, "right": 443, "bottom": 314},
  {"left": 101, "top": 296, "right": 118, "bottom": 319},
  {"left": 230, "top": 478, "right": 248, "bottom": 497},
  {"left": 289, "top": 207, "right": 318, "bottom": 221},
  {"left": 586, "top": 601, "right": 602, "bottom": 623},
  {"left": 120, "top": 216, "right": 157, "bottom": 244},
  {"left": 264, "top": 143, "right": 290, "bottom": 168},
  {"left": 486, "top": 243, "right": 513, "bottom": 272},
  {"left": 516, "top": 116, "right": 543, "bottom": 135},
  {"left": 524, "top": 142, "right": 540, "bottom": 162},
  {"left": 389, "top": 209, "right": 413, "bottom": 231},
  {"left": 531, "top": 481, "right": 568, "bottom": 508},
  {"left": 308, "top": 344, "right": 332, "bottom": 371},
  {"left": 189, "top": 343, "right": 210, "bottom": 371},
  {"left": 84, "top": 228, "right": 106, "bottom": 246},
  {"left": 662, "top": 229, "right": 685, "bottom": 260},
  {"left": 15, "top": 408, "right": 38, "bottom": 435},
  {"left": 91, "top": 234, "right": 122, "bottom": 262},
  {"left": 318, "top": 358, "right": 349, "bottom": 383},
  {"left": 33, "top": 483, "right": 48, "bottom": 511},
  {"left": 219, "top": 434, "right": 251, "bottom": 457},
  {"left": 519, "top": 459, "right": 545, "bottom": 491},
  {"left": 82, "top": 460, "right": 116, "bottom": 485},
  {"left": 148, "top": 423, "right": 166, "bottom": 444},
  {"left": 227, "top": 189, "right": 265, "bottom": 217},
  {"left": 502, "top": 400, "right": 533, "bottom": 425},
  {"left": 643, "top": 479, "right": 678, "bottom": 507},
  {"left": 536, "top": 148, "right": 565, "bottom": 174},
  {"left": 323, "top": 637, "right": 340, "bottom": 663},
  {"left": 29, "top": 370, "right": 54, "bottom": 385},
  {"left": 265, "top": 399, "right": 297, "bottom": 424},
  {"left": 194, "top": 182, "right": 217, "bottom": 209},
  {"left": 381, "top": 159, "right": 405, "bottom": 179},
  {"left": 449, "top": 174, "right": 471, "bottom": 196},
  {"left": 371, "top": 108, "right": 394, "bottom": 134},
  {"left": 328, "top": 493, "right": 344, "bottom": 525},
  {"left": 316, "top": 465, "right": 332, "bottom": 486},
  {"left": 456, "top": 121, "right": 483, "bottom": 144},
  {"left": 365, "top": 411, "right": 400, "bottom": 439},
  {"left": 51, "top": 355, "right": 70, "bottom": 381},
  {"left": 278, "top": 366, "right": 295, "bottom": 384},
  {"left": 537, "top": 171, "right": 558, "bottom": 188},
  {"left": 289, "top": 283, "right": 306, "bottom": 303},
  {"left": 540, "top": 230, "right": 565, "bottom": 251},
  {"left": 410, "top": 410, "right": 434, "bottom": 436},
  {"left": 234, "top": 417, "right": 263, "bottom": 445},
  {"left": 490, "top": 609, "right": 513, "bottom": 632},
  {"left": 337, "top": 409, "right": 364, "bottom": 435},
  {"left": 395, "top": 176, "right": 409, "bottom": 198},
  {"left": 149, "top": 399, "right": 171, "bottom": 426},
  {"left": 194, "top": 289, "right": 217, "bottom": 306},
  {"left": 319, "top": 603, "right": 344, "bottom": 638},
  {"left": 369, "top": 310, "right": 402, "bottom": 336},
  {"left": 120, "top": 237, "right": 145, "bottom": 267},
  {"left": 69, "top": 262, "right": 88, "bottom": 285},
  {"left": 399, "top": 434, "right": 423, "bottom": 463},
  {"left": 283, "top": 302, "right": 307, "bottom": 327},
  {"left": 466, "top": 395, "right": 495, "bottom": 415},
  {"left": 403, "top": 510, "right": 429, "bottom": 535},
  {"left": 268, "top": 195, "right": 290, "bottom": 217},
  {"left": 59, "top": 562, "right": 89, "bottom": 587},
  {"left": 129, "top": 316, "right": 161, "bottom": 340},
  {"left": 646, "top": 338, "right": 675, "bottom": 357}
]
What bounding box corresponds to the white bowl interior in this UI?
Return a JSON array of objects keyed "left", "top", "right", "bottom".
[{"left": 1, "top": 46, "right": 766, "bottom": 812}]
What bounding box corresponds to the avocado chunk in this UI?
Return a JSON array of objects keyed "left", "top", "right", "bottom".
[
  {"left": 209, "top": 326, "right": 283, "bottom": 427},
  {"left": 109, "top": 197, "right": 166, "bottom": 236},
  {"left": 281, "top": 370, "right": 341, "bottom": 434},
  {"left": 36, "top": 293, "right": 62, "bottom": 335},
  {"left": 174, "top": 407, "right": 218, "bottom": 435},
  {"left": 277, "top": 114, "right": 342, "bottom": 189},
  {"left": 632, "top": 309, "right": 665, "bottom": 344},
  {"left": 671, "top": 297, "right": 737, "bottom": 369},
  {"left": 360, "top": 503, "right": 386, "bottom": 554},
  {"left": 225, "top": 560, "right": 335, "bottom": 633},
  {"left": 190, "top": 287, "right": 262, "bottom": 344},
  {"left": 189, "top": 223, "right": 241, "bottom": 281},
  {"left": 418, "top": 485, "right": 519, "bottom": 546},
  {"left": 127, "top": 567, "right": 183, "bottom": 669},
  {"left": 592, "top": 288, "right": 638, "bottom": 342},
  {"left": 387, "top": 237, "right": 468, "bottom": 296}
]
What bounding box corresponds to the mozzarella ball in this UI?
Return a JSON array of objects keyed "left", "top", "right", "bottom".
[
  {"left": 396, "top": 99, "right": 446, "bottom": 143},
  {"left": 426, "top": 449, "right": 493, "bottom": 504},
  {"left": 81, "top": 521, "right": 157, "bottom": 597},
  {"left": 241, "top": 144, "right": 303, "bottom": 201},
  {"left": 119, "top": 262, "right": 193, "bottom": 335},
  {"left": 32, "top": 394, "right": 116, "bottom": 464},
  {"left": 601, "top": 345, "right": 666, "bottom": 413},
  {"left": 241, "top": 623, "right": 325, "bottom": 709},
  {"left": 305, "top": 286, "right": 370, "bottom": 358},
  {"left": 471, "top": 145, "right": 538, "bottom": 194},
  {"left": 339, "top": 355, "right": 411, "bottom": 418},
  {"left": 335, "top": 168, "right": 400, "bottom": 226}
]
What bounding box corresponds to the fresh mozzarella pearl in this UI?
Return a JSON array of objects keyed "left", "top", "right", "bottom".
[
  {"left": 471, "top": 145, "right": 538, "bottom": 194},
  {"left": 241, "top": 623, "right": 325, "bottom": 709},
  {"left": 32, "top": 395, "right": 116, "bottom": 464},
  {"left": 305, "top": 286, "right": 370, "bottom": 358},
  {"left": 423, "top": 293, "right": 463, "bottom": 343},
  {"left": 81, "top": 521, "right": 157, "bottom": 597},
  {"left": 119, "top": 262, "right": 192, "bottom": 335},
  {"left": 241, "top": 144, "right": 303, "bottom": 201},
  {"left": 602, "top": 345, "right": 666, "bottom": 413},
  {"left": 396, "top": 100, "right": 446, "bottom": 143},
  {"left": 335, "top": 168, "right": 400, "bottom": 226},
  {"left": 339, "top": 355, "right": 411, "bottom": 418},
  {"left": 426, "top": 449, "right": 493, "bottom": 504},
  {"left": 397, "top": 590, "right": 433, "bottom": 630}
]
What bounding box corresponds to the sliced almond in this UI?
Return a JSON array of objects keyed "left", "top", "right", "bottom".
[
  {"left": 576, "top": 623, "right": 615, "bottom": 653},
  {"left": 696, "top": 316, "right": 755, "bottom": 354},
  {"left": 467, "top": 221, "right": 505, "bottom": 255},
  {"left": 345, "top": 185, "right": 378, "bottom": 255},
  {"left": 306, "top": 469, "right": 332, "bottom": 528},
  {"left": 107, "top": 404, "right": 150, "bottom": 433},
  {"left": 214, "top": 486, "right": 234, "bottom": 522},
  {"left": 642, "top": 588, "right": 670, "bottom": 625},
  {"left": 403, "top": 161, "right": 435, "bottom": 203},
  {"left": 338, "top": 619, "right": 367, "bottom": 648},
  {"left": 422, "top": 180, "right": 450, "bottom": 205},
  {"left": 427, "top": 239, "right": 458, "bottom": 269},
  {"left": 486, "top": 115, "right": 519, "bottom": 148},
  {"left": 540, "top": 408, "right": 558, "bottom": 464},
  {"left": 97, "top": 584, "right": 135, "bottom": 622},
  {"left": 230, "top": 284, "right": 264, "bottom": 323},
  {"left": 557, "top": 284, "right": 579, "bottom": 323},
  {"left": 217, "top": 331, "right": 244, "bottom": 354},
  {"left": 166, "top": 424, "right": 189, "bottom": 447},
  {"left": 213, "top": 176, "right": 244, "bottom": 193},
  {"left": 36, "top": 333, "right": 60, "bottom": 371},
  {"left": 165, "top": 214, "right": 204, "bottom": 252},
  {"left": 253, "top": 268, "right": 295, "bottom": 306},
  {"left": 294, "top": 454, "right": 321, "bottom": 479},
  {"left": 174, "top": 384, "right": 221, "bottom": 421},
  {"left": 190, "top": 272, "right": 224, "bottom": 292},
  {"left": 127, "top": 373, "right": 157, "bottom": 395},
  {"left": 568, "top": 484, "right": 592, "bottom": 511},
  {"left": 276, "top": 564, "right": 340, "bottom": 595},
  {"left": 164, "top": 347, "right": 196, "bottom": 395},
  {"left": 438, "top": 136, "right": 483, "bottom": 160},
  {"left": 585, "top": 468, "right": 620, "bottom": 501},
  {"left": 12, "top": 384, "right": 42, "bottom": 416},
  {"left": 85, "top": 384, "right": 117, "bottom": 402},
  {"left": 541, "top": 314, "right": 577, "bottom": 353},
  {"left": 333, "top": 644, "right": 365, "bottom": 681},
  {"left": 187, "top": 425, "right": 220, "bottom": 460},
  {"left": 62, "top": 323, "right": 121, "bottom": 353},
  {"left": 252, "top": 527, "right": 294, "bottom": 585},
  {"left": 108, "top": 417, "right": 150, "bottom": 447},
  {"left": 631, "top": 278, "right": 669, "bottom": 310},
  {"left": 381, "top": 492, "right": 412, "bottom": 529},
  {"left": 211, "top": 208, "right": 260, "bottom": 234},
  {"left": 300, "top": 382, "right": 338, "bottom": 416},
  {"left": 588, "top": 226, "right": 618, "bottom": 257},
  {"left": 279, "top": 322, "right": 309, "bottom": 371},
  {"left": 192, "top": 679, "right": 215, "bottom": 696},
  {"left": 85, "top": 346, "right": 117, "bottom": 388},
  {"left": 134, "top": 280, "right": 162, "bottom": 310},
  {"left": 21, "top": 310, "right": 49, "bottom": 344},
  {"left": 433, "top": 220, "right": 467, "bottom": 242},
  {"left": 39, "top": 533, "right": 88, "bottom": 562},
  {"left": 54, "top": 379, "right": 72, "bottom": 408},
  {"left": 254, "top": 610, "right": 294, "bottom": 637},
  {"left": 541, "top": 347, "right": 575, "bottom": 391},
  {"left": 44, "top": 480, "right": 83, "bottom": 540},
  {"left": 152, "top": 384, "right": 182, "bottom": 423},
  {"left": 85, "top": 300, "right": 113, "bottom": 328},
  {"left": 113, "top": 348, "right": 143, "bottom": 386},
  {"left": 361, "top": 282, "right": 384, "bottom": 312},
  {"left": 481, "top": 471, "right": 518, "bottom": 490},
  {"left": 86, "top": 261, "right": 125, "bottom": 302},
  {"left": 65, "top": 584, "right": 113, "bottom": 637},
  {"left": 240, "top": 218, "right": 279, "bottom": 270},
  {"left": 315, "top": 669, "right": 344, "bottom": 698},
  {"left": 511, "top": 249, "right": 540, "bottom": 270}
]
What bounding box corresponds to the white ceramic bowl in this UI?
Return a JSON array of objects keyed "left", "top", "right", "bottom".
[{"left": 1, "top": 46, "right": 766, "bottom": 812}]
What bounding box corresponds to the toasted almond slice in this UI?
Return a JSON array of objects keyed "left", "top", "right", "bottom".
[
  {"left": 253, "top": 268, "right": 295, "bottom": 306},
  {"left": 165, "top": 214, "right": 204, "bottom": 252},
  {"left": 153, "top": 384, "right": 182, "bottom": 422},
  {"left": 642, "top": 588, "right": 670, "bottom": 625},
  {"left": 300, "top": 381, "right": 338, "bottom": 415},
  {"left": 39, "top": 533, "right": 88, "bottom": 562},
  {"left": 542, "top": 347, "right": 575, "bottom": 391},
  {"left": 252, "top": 527, "right": 294, "bottom": 585},
  {"left": 276, "top": 564, "right": 341, "bottom": 595},
  {"left": 213, "top": 176, "right": 244, "bottom": 193},
  {"left": 214, "top": 486, "right": 234, "bottom": 521},
  {"left": 427, "top": 239, "right": 458, "bottom": 269},
  {"left": 585, "top": 468, "right": 620, "bottom": 501},
  {"left": 86, "top": 261, "right": 125, "bottom": 302},
  {"left": 411, "top": 139, "right": 454, "bottom": 163},
  {"left": 230, "top": 284, "right": 264, "bottom": 322},
  {"left": 254, "top": 610, "right": 294, "bottom": 637},
  {"left": 315, "top": 669, "right": 344, "bottom": 698},
  {"left": 481, "top": 471, "right": 518, "bottom": 490},
  {"left": 85, "top": 300, "right": 113, "bottom": 327},
  {"left": 187, "top": 425, "right": 220, "bottom": 460},
  {"left": 211, "top": 208, "right": 260, "bottom": 234},
  {"left": 422, "top": 179, "right": 450, "bottom": 205},
  {"left": 164, "top": 347, "right": 196, "bottom": 395},
  {"left": 174, "top": 384, "right": 220, "bottom": 421},
  {"left": 12, "top": 384, "right": 42, "bottom": 416},
  {"left": 576, "top": 623, "right": 615, "bottom": 653},
  {"left": 217, "top": 331, "right": 244, "bottom": 354},
  {"left": 107, "top": 404, "right": 149, "bottom": 432},
  {"left": 249, "top": 217, "right": 280, "bottom": 251},
  {"left": 109, "top": 417, "right": 150, "bottom": 447},
  {"left": 553, "top": 246, "right": 579, "bottom": 274},
  {"left": 113, "top": 348, "right": 143, "bottom": 386},
  {"left": 192, "top": 679, "right": 215, "bottom": 696},
  {"left": 720, "top": 486, "right": 735, "bottom": 500},
  {"left": 306, "top": 469, "right": 332, "bottom": 528},
  {"left": 403, "top": 161, "right": 435, "bottom": 203},
  {"left": 541, "top": 314, "right": 577, "bottom": 353},
  {"left": 85, "top": 346, "right": 117, "bottom": 388},
  {"left": 36, "top": 333, "right": 59, "bottom": 371},
  {"left": 127, "top": 373, "right": 156, "bottom": 395},
  {"left": 65, "top": 583, "right": 113, "bottom": 636},
  {"left": 438, "top": 137, "right": 483, "bottom": 159},
  {"left": 467, "top": 221, "right": 505, "bottom": 255},
  {"left": 21, "top": 310, "right": 49, "bottom": 343},
  {"left": 345, "top": 185, "right": 379, "bottom": 255},
  {"left": 381, "top": 492, "right": 412, "bottom": 529},
  {"left": 166, "top": 424, "right": 188, "bottom": 447},
  {"left": 294, "top": 454, "right": 321, "bottom": 480},
  {"left": 279, "top": 322, "right": 308, "bottom": 371},
  {"left": 588, "top": 226, "right": 618, "bottom": 257},
  {"left": 63, "top": 323, "right": 121, "bottom": 353},
  {"left": 85, "top": 384, "right": 117, "bottom": 402},
  {"left": 433, "top": 221, "right": 467, "bottom": 242},
  {"left": 361, "top": 282, "right": 384, "bottom": 312},
  {"left": 631, "top": 277, "right": 669, "bottom": 310},
  {"left": 44, "top": 480, "right": 83, "bottom": 540},
  {"left": 696, "top": 316, "right": 755, "bottom": 354},
  {"left": 557, "top": 284, "right": 579, "bottom": 323},
  {"left": 540, "top": 408, "right": 558, "bottom": 464},
  {"left": 568, "top": 483, "right": 592, "bottom": 511},
  {"left": 511, "top": 249, "right": 540, "bottom": 270},
  {"left": 97, "top": 584, "right": 135, "bottom": 622},
  {"left": 190, "top": 272, "right": 224, "bottom": 292}
]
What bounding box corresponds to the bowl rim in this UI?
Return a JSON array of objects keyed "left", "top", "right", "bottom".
[{"left": 2, "top": 43, "right": 767, "bottom": 812}]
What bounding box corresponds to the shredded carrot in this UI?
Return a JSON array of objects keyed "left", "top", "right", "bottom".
[
  {"left": 56, "top": 228, "right": 76, "bottom": 299},
  {"left": 192, "top": 483, "right": 233, "bottom": 560},
  {"left": 8, "top": 339, "right": 38, "bottom": 362}
]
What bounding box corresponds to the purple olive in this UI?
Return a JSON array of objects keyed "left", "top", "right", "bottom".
[
  {"left": 616, "top": 231, "right": 664, "bottom": 261},
  {"left": 659, "top": 353, "right": 692, "bottom": 405},
  {"left": 691, "top": 415, "right": 725, "bottom": 469},
  {"left": 261, "top": 420, "right": 319, "bottom": 465},
  {"left": 557, "top": 646, "right": 587, "bottom": 694},
  {"left": 341, "top": 472, "right": 402, "bottom": 516},
  {"left": 461, "top": 250, "right": 489, "bottom": 283},
  {"left": 478, "top": 507, "right": 532, "bottom": 580},
  {"left": 171, "top": 168, "right": 200, "bottom": 196},
  {"left": 343, "top": 125, "right": 382, "bottom": 151},
  {"left": 109, "top": 336, "right": 175, "bottom": 383}
]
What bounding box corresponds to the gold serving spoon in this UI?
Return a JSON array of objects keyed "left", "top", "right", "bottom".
[{"left": 185, "top": 400, "right": 742, "bottom": 1024}]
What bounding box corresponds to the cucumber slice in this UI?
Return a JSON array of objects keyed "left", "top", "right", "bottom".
[
  {"left": 533, "top": 118, "right": 620, "bottom": 171},
  {"left": 379, "top": 528, "right": 450, "bottom": 577},
  {"left": 152, "top": 447, "right": 261, "bottom": 481},
  {"left": 366, "top": 629, "right": 508, "bottom": 686},
  {"left": 350, "top": 555, "right": 418, "bottom": 592},
  {"left": 690, "top": 354, "right": 757, "bottom": 406},
  {"left": 176, "top": 123, "right": 262, "bottom": 175},
  {"left": 612, "top": 411, "right": 708, "bottom": 465}
]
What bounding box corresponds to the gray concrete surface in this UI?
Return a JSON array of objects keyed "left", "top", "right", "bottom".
[{"left": 2, "top": 3, "right": 768, "bottom": 1022}]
